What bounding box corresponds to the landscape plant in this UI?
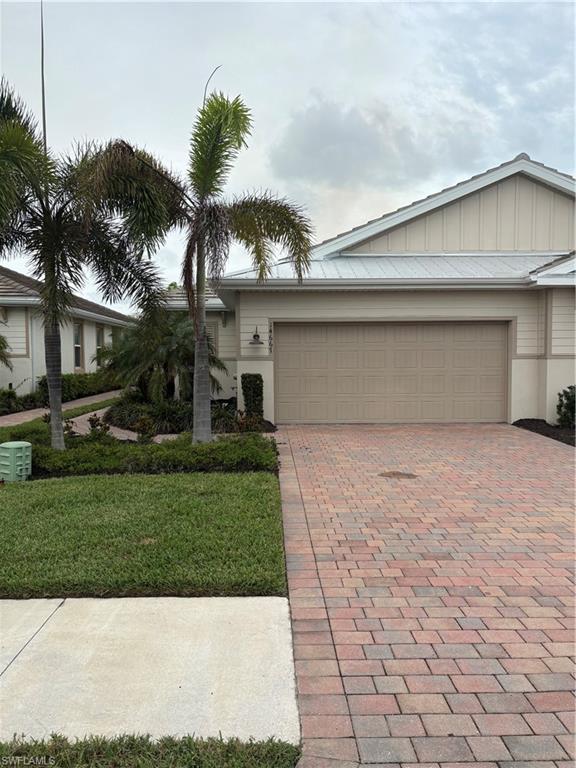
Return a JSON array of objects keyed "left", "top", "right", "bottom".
[
  {"left": 556, "top": 384, "right": 575, "bottom": 428},
  {"left": 241, "top": 373, "right": 264, "bottom": 418},
  {"left": 0, "top": 332, "right": 12, "bottom": 370},
  {"left": 98, "top": 309, "right": 226, "bottom": 403}
]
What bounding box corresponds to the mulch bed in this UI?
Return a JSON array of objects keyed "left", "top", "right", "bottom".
[{"left": 513, "top": 419, "right": 575, "bottom": 447}]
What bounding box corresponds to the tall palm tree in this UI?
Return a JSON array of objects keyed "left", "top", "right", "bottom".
[
  {"left": 90, "top": 92, "right": 313, "bottom": 442},
  {"left": 0, "top": 81, "right": 164, "bottom": 449}
]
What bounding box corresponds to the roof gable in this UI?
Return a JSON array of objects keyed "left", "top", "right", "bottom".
[{"left": 314, "top": 154, "right": 575, "bottom": 259}]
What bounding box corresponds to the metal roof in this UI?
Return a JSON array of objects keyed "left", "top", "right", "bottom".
[
  {"left": 165, "top": 287, "right": 227, "bottom": 311},
  {"left": 222, "top": 253, "right": 569, "bottom": 285}
]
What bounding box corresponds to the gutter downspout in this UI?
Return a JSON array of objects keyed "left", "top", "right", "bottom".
[{"left": 29, "top": 311, "right": 36, "bottom": 391}]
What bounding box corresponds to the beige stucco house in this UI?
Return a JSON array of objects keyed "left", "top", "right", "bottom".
[
  {"left": 0, "top": 265, "right": 131, "bottom": 394},
  {"left": 177, "top": 154, "right": 575, "bottom": 426}
]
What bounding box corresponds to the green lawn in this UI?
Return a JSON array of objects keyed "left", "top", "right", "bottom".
[
  {"left": 0, "top": 735, "right": 300, "bottom": 768},
  {"left": 0, "top": 473, "right": 285, "bottom": 598}
]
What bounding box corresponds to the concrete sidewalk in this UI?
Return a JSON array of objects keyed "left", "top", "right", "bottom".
[
  {"left": 0, "top": 390, "right": 122, "bottom": 427},
  {"left": 0, "top": 597, "right": 300, "bottom": 743}
]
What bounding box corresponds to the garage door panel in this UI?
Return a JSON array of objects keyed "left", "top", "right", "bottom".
[
  {"left": 275, "top": 322, "right": 507, "bottom": 423},
  {"left": 422, "top": 349, "right": 446, "bottom": 368}
]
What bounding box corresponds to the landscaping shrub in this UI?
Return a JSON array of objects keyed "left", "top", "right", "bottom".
[
  {"left": 105, "top": 394, "right": 195, "bottom": 434},
  {"left": 241, "top": 373, "right": 264, "bottom": 418},
  {"left": 36, "top": 370, "right": 118, "bottom": 404},
  {"left": 31, "top": 433, "right": 278, "bottom": 477},
  {"left": 0, "top": 387, "right": 21, "bottom": 415},
  {"left": 557, "top": 385, "right": 575, "bottom": 428}
]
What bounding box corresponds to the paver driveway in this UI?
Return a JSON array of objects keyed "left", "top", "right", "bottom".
[{"left": 278, "top": 425, "right": 575, "bottom": 768}]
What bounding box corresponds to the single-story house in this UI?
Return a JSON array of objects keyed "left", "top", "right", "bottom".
[
  {"left": 174, "top": 153, "right": 575, "bottom": 425},
  {"left": 0, "top": 265, "right": 131, "bottom": 394}
]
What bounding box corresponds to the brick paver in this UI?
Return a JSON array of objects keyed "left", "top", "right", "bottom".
[{"left": 279, "top": 425, "right": 574, "bottom": 767}]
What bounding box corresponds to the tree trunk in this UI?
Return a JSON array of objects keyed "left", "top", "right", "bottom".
[
  {"left": 192, "top": 243, "right": 212, "bottom": 443},
  {"left": 44, "top": 319, "right": 65, "bottom": 450}
]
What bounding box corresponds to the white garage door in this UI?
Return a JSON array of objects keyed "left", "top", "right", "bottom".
[{"left": 275, "top": 322, "right": 508, "bottom": 423}]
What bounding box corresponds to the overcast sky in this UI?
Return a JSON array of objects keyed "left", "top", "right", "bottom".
[{"left": 1, "top": 0, "right": 574, "bottom": 310}]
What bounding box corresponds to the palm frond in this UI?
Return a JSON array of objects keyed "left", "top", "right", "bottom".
[
  {"left": 188, "top": 92, "right": 252, "bottom": 200},
  {"left": 84, "top": 140, "right": 189, "bottom": 253},
  {"left": 228, "top": 192, "right": 313, "bottom": 282},
  {"left": 0, "top": 78, "right": 40, "bottom": 140},
  {"left": 0, "top": 331, "right": 13, "bottom": 370}
]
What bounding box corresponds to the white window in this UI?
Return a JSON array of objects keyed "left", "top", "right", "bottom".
[
  {"left": 73, "top": 322, "right": 84, "bottom": 369},
  {"left": 96, "top": 325, "right": 105, "bottom": 366}
]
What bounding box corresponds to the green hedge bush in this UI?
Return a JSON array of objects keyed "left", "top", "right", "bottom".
[
  {"left": 0, "top": 371, "right": 118, "bottom": 416},
  {"left": 105, "top": 395, "right": 195, "bottom": 434},
  {"left": 31, "top": 433, "right": 278, "bottom": 478},
  {"left": 37, "top": 370, "right": 118, "bottom": 404},
  {"left": 557, "top": 385, "right": 575, "bottom": 428},
  {"left": 241, "top": 373, "right": 264, "bottom": 418}
]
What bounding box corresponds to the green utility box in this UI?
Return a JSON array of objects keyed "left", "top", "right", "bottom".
[{"left": 0, "top": 441, "right": 32, "bottom": 482}]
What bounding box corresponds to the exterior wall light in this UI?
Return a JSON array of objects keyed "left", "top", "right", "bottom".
[{"left": 249, "top": 326, "right": 264, "bottom": 345}]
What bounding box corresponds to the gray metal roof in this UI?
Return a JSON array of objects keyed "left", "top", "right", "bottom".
[
  {"left": 165, "top": 287, "right": 227, "bottom": 311},
  {"left": 222, "top": 253, "right": 568, "bottom": 284}
]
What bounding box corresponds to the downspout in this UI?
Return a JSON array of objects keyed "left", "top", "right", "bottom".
[{"left": 29, "top": 311, "right": 36, "bottom": 390}]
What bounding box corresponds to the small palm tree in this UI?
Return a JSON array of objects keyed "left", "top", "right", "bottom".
[
  {"left": 99, "top": 310, "right": 227, "bottom": 402},
  {"left": 0, "top": 80, "right": 164, "bottom": 449},
  {"left": 91, "top": 92, "right": 313, "bottom": 442},
  {"left": 0, "top": 332, "right": 12, "bottom": 370}
]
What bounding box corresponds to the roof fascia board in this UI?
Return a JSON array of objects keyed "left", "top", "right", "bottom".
[
  {"left": 220, "top": 277, "right": 531, "bottom": 290},
  {"left": 534, "top": 275, "right": 576, "bottom": 286},
  {"left": 314, "top": 160, "right": 575, "bottom": 260}
]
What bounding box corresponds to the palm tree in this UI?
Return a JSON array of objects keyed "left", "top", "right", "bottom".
[
  {"left": 90, "top": 92, "right": 313, "bottom": 442},
  {"left": 0, "top": 81, "right": 164, "bottom": 449},
  {"left": 98, "top": 309, "right": 227, "bottom": 402},
  {"left": 0, "top": 332, "right": 12, "bottom": 370}
]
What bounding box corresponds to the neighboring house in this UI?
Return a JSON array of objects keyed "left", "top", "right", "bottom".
[
  {"left": 0, "top": 265, "right": 131, "bottom": 394},
  {"left": 208, "top": 154, "right": 575, "bottom": 424}
]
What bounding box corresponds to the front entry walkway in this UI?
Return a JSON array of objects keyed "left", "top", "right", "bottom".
[{"left": 279, "top": 425, "right": 574, "bottom": 768}]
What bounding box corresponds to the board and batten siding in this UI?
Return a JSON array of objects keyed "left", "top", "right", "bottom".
[
  {"left": 206, "top": 311, "right": 236, "bottom": 360},
  {"left": 349, "top": 176, "right": 575, "bottom": 254},
  {"left": 550, "top": 288, "right": 575, "bottom": 356},
  {"left": 238, "top": 290, "right": 544, "bottom": 358}
]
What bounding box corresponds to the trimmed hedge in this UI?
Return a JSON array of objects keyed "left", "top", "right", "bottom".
[
  {"left": 557, "top": 385, "right": 575, "bottom": 428},
  {"left": 0, "top": 371, "right": 118, "bottom": 416},
  {"left": 32, "top": 433, "right": 278, "bottom": 478},
  {"left": 241, "top": 373, "right": 264, "bottom": 418},
  {"left": 37, "top": 371, "right": 118, "bottom": 403}
]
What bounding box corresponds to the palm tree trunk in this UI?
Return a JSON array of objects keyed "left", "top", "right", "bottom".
[
  {"left": 44, "top": 319, "right": 65, "bottom": 450},
  {"left": 192, "top": 243, "right": 212, "bottom": 443}
]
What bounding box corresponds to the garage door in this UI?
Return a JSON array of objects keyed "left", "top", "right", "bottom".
[{"left": 275, "top": 322, "right": 507, "bottom": 423}]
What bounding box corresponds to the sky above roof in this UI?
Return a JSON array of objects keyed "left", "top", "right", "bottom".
[{"left": 1, "top": 0, "right": 574, "bottom": 311}]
